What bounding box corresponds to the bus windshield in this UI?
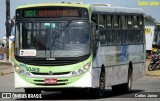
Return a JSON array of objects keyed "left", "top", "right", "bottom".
[{"left": 15, "top": 21, "right": 90, "bottom": 57}]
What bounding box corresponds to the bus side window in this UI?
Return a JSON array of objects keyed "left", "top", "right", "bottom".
[
  {"left": 106, "top": 15, "right": 112, "bottom": 29},
  {"left": 127, "top": 16, "right": 132, "bottom": 29},
  {"left": 121, "top": 16, "right": 126, "bottom": 29},
  {"left": 139, "top": 16, "right": 144, "bottom": 43},
  {"left": 106, "top": 15, "right": 114, "bottom": 45},
  {"left": 134, "top": 16, "right": 141, "bottom": 44},
  {"left": 99, "top": 14, "right": 106, "bottom": 29},
  {"left": 127, "top": 16, "right": 134, "bottom": 44},
  {"left": 113, "top": 15, "right": 119, "bottom": 29},
  {"left": 91, "top": 13, "right": 98, "bottom": 30},
  {"left": 133, "top": 16, "right": 139, "bottom": 29},
  {"left": 114, "top": 15, "right": 121, "bottom": 44},
  {"left": 98, "top": 14, "right": 106, "bottom": 45},
  {"left": 121, "top": 16, "right": 132, "bottom": 44}
]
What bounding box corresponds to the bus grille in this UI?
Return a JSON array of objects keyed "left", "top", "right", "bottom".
[
  {"left": 35, "top": 83, "right": 66, "bottom": 86},
  {"left": 31, "top": 72, "right": 70, "bottom": 75}
]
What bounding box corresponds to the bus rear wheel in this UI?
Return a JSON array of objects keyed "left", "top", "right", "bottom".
[{"left": 112, "top": 68, "right": 132, "bottom": 94}]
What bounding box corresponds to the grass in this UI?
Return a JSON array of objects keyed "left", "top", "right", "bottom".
[
  {"left": 0, "top": 72, "right": 4, "bottom": 76},
  {"left": 145, "top": 70, "right": 160, "bottom": 77}
]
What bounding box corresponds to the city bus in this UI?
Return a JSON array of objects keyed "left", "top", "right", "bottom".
[{"left": 14, "top": 2, "right": 145, "bottom": 97}]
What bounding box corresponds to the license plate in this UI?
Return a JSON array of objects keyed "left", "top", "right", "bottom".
[{"left": 45, "top": 79, "right": 57, "bottom": 84}]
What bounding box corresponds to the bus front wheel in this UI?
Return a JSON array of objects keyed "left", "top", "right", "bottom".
[{"left": 90, "top": 70, "right": 105, "bottom": 98}]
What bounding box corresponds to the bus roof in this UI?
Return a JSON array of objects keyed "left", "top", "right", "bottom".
[
  {"left": 16, "top": 2, "right": 144, "bottom": 14},
  {"left": 16, "top": 2, "right": 90, "bottom": 9},
  {"left": 91, "top": 4, "right": 144, "bottom": 14}
]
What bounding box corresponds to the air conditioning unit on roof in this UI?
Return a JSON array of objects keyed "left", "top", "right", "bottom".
[{"left": 91, "top": 3, "right": 110, "bottom": 6}]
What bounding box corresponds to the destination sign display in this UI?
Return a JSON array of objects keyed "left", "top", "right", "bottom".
[{"left": 23, "top": 7, "right": 80, "bottom": 18}]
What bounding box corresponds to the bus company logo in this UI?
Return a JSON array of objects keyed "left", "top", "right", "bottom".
[
  {"left": 48, "top": 71, "right": 53, "bottom": 75},
  {"left": 2, "top": 93, "right": 11, "bottom": 98}
]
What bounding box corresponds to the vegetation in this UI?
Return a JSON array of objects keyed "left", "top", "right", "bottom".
[
  {"left": 0, "top": 40, "right": 2, "bottom": 45},
  {"left": 145, "top": 14, "right": 157, "bottom": 24}
]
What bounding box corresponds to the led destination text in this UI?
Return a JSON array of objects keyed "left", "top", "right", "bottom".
[{"left": 24, "top": 9, "right": 79, "bottom": 18}]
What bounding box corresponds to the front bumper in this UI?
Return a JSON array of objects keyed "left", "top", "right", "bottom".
[{"left": 14, "top": 70, "right": 93, "bottom": 88}]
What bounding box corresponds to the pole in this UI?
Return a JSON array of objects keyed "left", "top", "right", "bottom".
[{"left": 6, "top": 0, "right": 10, "bottom": 61}]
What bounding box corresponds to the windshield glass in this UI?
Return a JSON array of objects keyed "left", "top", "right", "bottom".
[{"left": 15, "top": 21, "right": 90, "bottom": 57}]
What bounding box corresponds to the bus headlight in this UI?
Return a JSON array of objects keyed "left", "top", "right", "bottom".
[
  {"left": 78, "top": 69, "right": 84, "bottom": 74},
  {"left": 14, "top": 64, "right": 31, "bottom": 76},
  {"left": 25, "top": 72, "right": 31, "bottom": 76},
  {"left": 71, "top": 62, "right": 91, "bottom": 77},
  {"left": 19, "top": 69, "right": 25, "bottom": 75},
  {"left": 15, "top": 66, "right": 20, "bottom": 72},
  {"left": 83, "top": 62, "right": 91, "bottom": 70},
  {"left": 72, "top": 71, "right": 77, "bottom": 76}
]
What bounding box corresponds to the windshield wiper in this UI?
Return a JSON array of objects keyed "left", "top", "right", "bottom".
[{"left": 51, "top": 20, "right": 72, "bottom": 54}]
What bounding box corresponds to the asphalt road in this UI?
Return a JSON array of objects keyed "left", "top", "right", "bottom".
[{"left": 0, "top": 73, "right": 160, "bottom": 101}]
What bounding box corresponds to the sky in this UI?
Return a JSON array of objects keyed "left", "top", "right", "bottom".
[{"left": 0, "top": 0, "right": 160, "bottom": 38}]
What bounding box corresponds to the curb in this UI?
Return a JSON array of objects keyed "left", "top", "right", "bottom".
[
  {"left": 0, "top": 61, "right": 12, "bottom": 66},
  {"left": 0, "top": 61, "right": 13, "bottom": 76},
  {"left": 0, "top": 72, "right": 14, "bottom": 76},
  {"left": 145, "top": 72, "right": 160, "bottom": 77},
  {"left": 0, "top": 70, "right": 13, "bottom": 76}
]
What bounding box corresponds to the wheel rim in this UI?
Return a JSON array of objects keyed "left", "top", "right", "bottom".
[{"left": 148, "top": 65, "right": 153, "bottom": 71}]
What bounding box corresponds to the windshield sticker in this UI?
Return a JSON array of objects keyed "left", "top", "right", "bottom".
[{"left": 20, "top": 49, "right": 36, "bottom": 56}]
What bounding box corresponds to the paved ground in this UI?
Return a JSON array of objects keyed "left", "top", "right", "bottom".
[
  {"left": 145, "top": 59, "right": 160, "bottom": 77},
  {"left": 0, "top": 73, "right": 160, "bottom": 100},
  {"left": 0, "top": 59, "right": 160, "bottom": 100},
  {"left": 0, "top": 60, "right": 13, "bottom": 75}
]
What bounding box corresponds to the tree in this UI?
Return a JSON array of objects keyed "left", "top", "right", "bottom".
[{"left": 144, "top": 14, "right": 157, "bottom": 24}]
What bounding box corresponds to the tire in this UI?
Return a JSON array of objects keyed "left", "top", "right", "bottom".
[
  {"left": 89, "top": 71, "right": 105, "bottom": 98},
  {"left": 24, "top": 88, "right": 41, "bottom": 94},
  {"left": 97, "top": 71, "right": 105, "bottom": 97},
  {"left": 123, "top": 68, "right": 132, "bottom": 93},
  {"left": 146, "top": 53, "right": 150, "bottom": 59},
  {"left": 152, "top": 63, "right": 158, "bottom": 71},
  {"left": 148, "top": 64, "right": 153, "bottom": 71},
  {"left": 112, "top": 67, "right": 132, "bottom": 94}
]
